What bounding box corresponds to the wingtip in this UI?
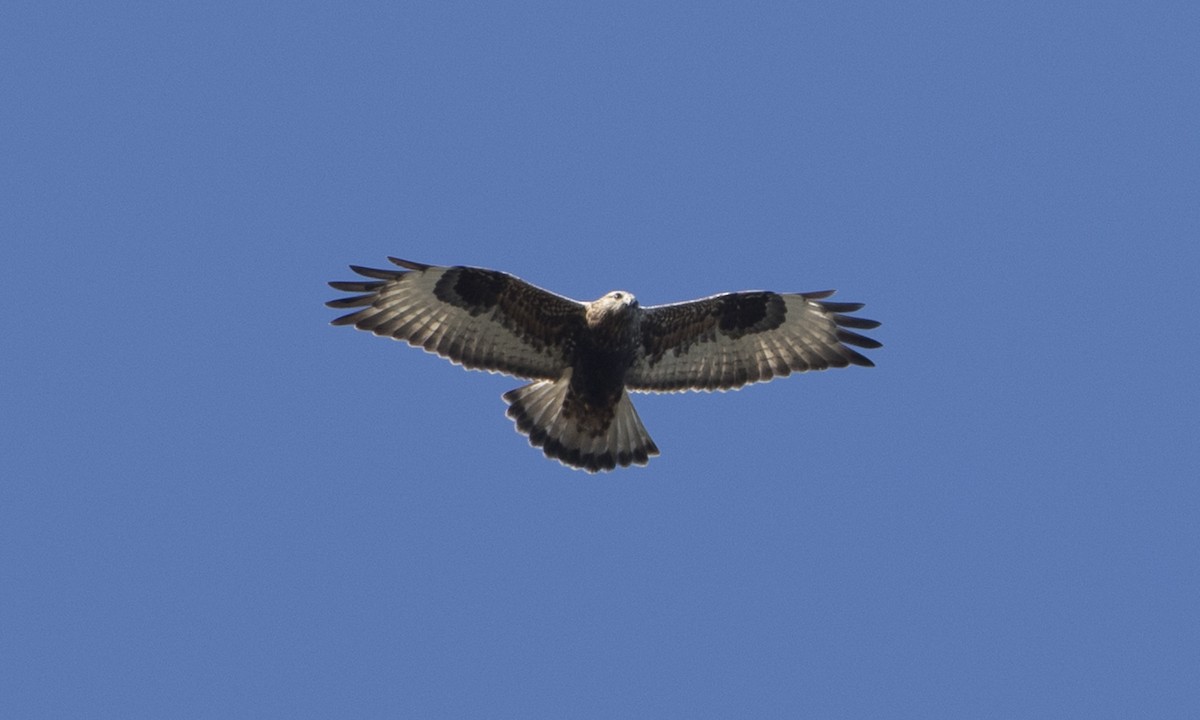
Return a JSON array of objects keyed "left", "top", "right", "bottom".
[
  {"left": 837, "top": 329, "right": 883, "bottom": 350},
  {"left": 388, "top": 257, "right": 432, "bottom": 271},
  {"left": 328, "top": 311, "right": 362, "bottom": 326},
  {"left": 850, "top": 352, "right": 876, "bottom": 368},
  {"left": 800, "top": 289, "right": 837, "bottom": 300},
  {"left": 833, "top": 313, "right": 881, "bottom": 330}
]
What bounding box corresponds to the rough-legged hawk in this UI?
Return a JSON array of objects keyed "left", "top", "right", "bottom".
[{"left": 327, "top": 257, "right": 881, "bottom": 472}]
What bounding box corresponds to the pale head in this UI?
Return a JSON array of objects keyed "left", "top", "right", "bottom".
[{"left": 586, "top": 290, "right": 639, "bottom": 328}]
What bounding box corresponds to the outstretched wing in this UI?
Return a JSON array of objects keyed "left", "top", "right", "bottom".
[
  {"left": 626, "top": 290, "right": 881, "bottom": 392},
  {"left": 326, "top": 258, "right": 586, "bottom": 380}
]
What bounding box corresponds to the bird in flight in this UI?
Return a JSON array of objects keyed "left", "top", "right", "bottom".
[{"left": 327, "top": 257, "right": 881, "bottom": 472}]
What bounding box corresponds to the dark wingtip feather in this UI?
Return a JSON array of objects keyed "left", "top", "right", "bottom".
[
  {"left": 329, "top": 311, "right": 365, "bottom": 326},
  {"left": 818, "top": 300, "right": 866, "bottom": 313},
  {"left": 388, "top": 257, "right": 432, "bottom": 271},
  {"left": 843, "top": 348, "right": 876, "bottom": 367},
  {"left": 325, "top": 295, "right": 376, "bottom": 309},
  {"left": 328, "top": 280, "right": 385, "bottom": 292},
  {"left": 833, "top": 313, "right": 881, "bottom": 330},
  {"left": 349, "top": 264, "right": 404, "bottom": 280},
  {"left": 800, "top": 289, "right": 836, "bottom": 300},
  {"left": 837, "top": 329, "right": 883, "bottom": 350}
]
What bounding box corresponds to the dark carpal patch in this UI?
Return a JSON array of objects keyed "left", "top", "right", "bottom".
[
  {"left": 638, "top": 292, "right": 792, "bottom": 368},
  {"left": 434, "top": 266, "right": 509, "bottom": 315},
  {"left": 715, "top": 292, "right": 786, "bottom": 338}
]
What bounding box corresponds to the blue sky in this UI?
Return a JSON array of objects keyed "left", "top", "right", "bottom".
[{"left": 3, "top": 1, "right": 1198, "bottom": 717}]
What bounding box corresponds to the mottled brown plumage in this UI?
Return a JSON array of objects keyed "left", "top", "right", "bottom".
[{"left": 327, "top": 257, "right": 880, "bottom": 472}]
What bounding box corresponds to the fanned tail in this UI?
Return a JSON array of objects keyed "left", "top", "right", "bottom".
[{"left": 503, "top": 375, "right": 659, "bottom": 473}]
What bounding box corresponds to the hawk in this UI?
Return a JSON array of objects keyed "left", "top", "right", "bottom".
[{"left": 327, "top": 257, "right": 881, "bottom": 472}]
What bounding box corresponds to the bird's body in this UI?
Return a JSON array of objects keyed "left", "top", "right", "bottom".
[{"left": 327, "top": 257, "right": 880, "bottom": 472}]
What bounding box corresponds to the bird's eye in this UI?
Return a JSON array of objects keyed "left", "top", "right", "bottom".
[{"left": 613, "top": 292, "right": 623, "bottom": 299}]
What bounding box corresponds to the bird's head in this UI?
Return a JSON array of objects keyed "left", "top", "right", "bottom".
[{"left": 586, "top": 290, "right": 639, "bottom": 327}]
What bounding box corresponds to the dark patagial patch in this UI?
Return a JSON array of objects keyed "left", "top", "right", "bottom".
[
  {"left": 715, "top": 292, "right": 787, "bottom": 338},
  {"left": 433, "top": 266, "right": 509, "bottom": 316}
]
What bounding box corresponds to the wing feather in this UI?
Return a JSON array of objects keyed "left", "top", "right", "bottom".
[
  {"left": 326, "top": 258, "right": 585, "bottom": 379},
  {"left": 627, "top": 291, "right": 880, "bottom": 393}
]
